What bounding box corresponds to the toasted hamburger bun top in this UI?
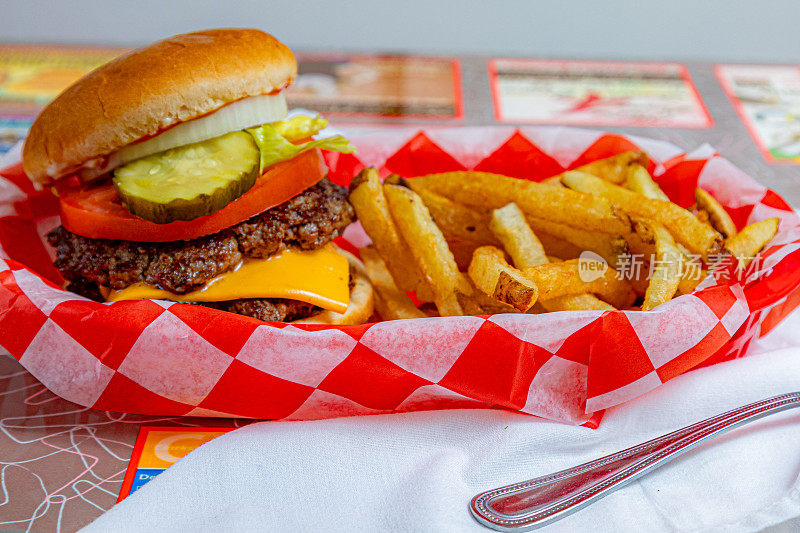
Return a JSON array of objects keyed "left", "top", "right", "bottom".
[{"left": 23, "top": 28, "right": 296, "bottom": 184}]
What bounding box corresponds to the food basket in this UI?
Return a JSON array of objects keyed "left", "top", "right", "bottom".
[{"left": 1, "top": 126, "right": 799, "bottom": 425}]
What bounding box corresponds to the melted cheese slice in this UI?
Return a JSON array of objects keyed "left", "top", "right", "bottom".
[{"left": 105, "top": 244, "right": 350, "bottom": 313}]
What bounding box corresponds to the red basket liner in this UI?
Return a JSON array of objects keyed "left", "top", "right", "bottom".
[{"left": 1, "top": 126, "right": 798, "bottom": 425}]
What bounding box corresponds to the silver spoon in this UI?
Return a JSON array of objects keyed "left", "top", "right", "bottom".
[{"left": 470, "top": 392, "right": 800, "bottom": 531}]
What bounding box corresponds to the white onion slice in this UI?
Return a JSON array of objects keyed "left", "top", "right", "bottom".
[{"left": 106, "top": 93, "right": 287, "bottom": 172}]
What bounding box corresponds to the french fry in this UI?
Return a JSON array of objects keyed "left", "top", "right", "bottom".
[
  {"left": 471, "top": 292, "right": 519, "bottom": 314},
  {"left": 624, "top": 227, "right": 653, "bottom": 256},
  {"left": 625, "top": 262, "right": 652, "bottom": 297},
  {"left": 526, "top": 216, "right": 630, "bottom": 268},
  {"left": 452, "top": 275, "right": 518, "bottom": 315},
  {"left": 633, "top": 219, "right": 685, "bottom": 311},
  {"left": 454, "top": 292, "right": 484, "bottom": 315},
  {"left": 540, "top": 176, "right": 564, "bottom": 187},
  {"left": 383, "top": 184, "right": 463, "bottom": 316},
  {"left": 695, "top": 188, "right": 737, "bottom": 239},
  {"left": 360, "top": 247, "right": 427, "bottom": 320},
  {"left": 491, "top": 203, "right": 618, "bottom": 311},
  {"left": 539, "top": 294, "right": 615, "bottom": 312},
  {"left": 725, "top": 218, "right": 779, "bottom": 268},
  {"left": 675, "top": 243, "right": 706, "bottom": 294},
  {"left": 535, "top": 232, "right": 585, "bottom": 261},
  {"left": 406, "top": 171, "right": 631, "bottom": 234},
  {"left": 383, "top": 173, "right": 405, "bottom": 186},
  {"left": 411, "top": 178, "right": 629, "bottom": 267},
  {"left": 574, "top": 151, "right": 649, "bottom": 184},
  {"left": 468, "top": 246, "right": 539, "bottom": 312},
  {"left": 626, "top": 230, "right": 705, "bottom": 295},
  {"left": 452, "top": 274, "right": 485, "bottom": 315},
  {"left": 490, "top": 203, "right": 548, "bottom": 268},
  {"left": 562, "top": 171, "right": 723, "bottom": 260},
  {"left": 356, "top": 154, "right": 752, "bottom": 318},
  {"left": 521, "top": 259, "right": 636, "bottom": 309},
  {"left": 413, "top": 186, "right": 500, "bottom": 245},
  {"left": 676, "top": 268, "right": 705, "bottom": 295},
  {"left": 626, "top": 164, "right": 669, "bottom": 201},
  {"left": 348, "top": 168, "right": 433, "bottom": 300}
]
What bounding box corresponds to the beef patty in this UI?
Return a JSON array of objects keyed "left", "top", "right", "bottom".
[
  {"left": 203, "top": 298, "right": 319, "bottom": 322},
  {"left": 63, "top": 275, "right": 322, "bottom": 322},
  {"left": 48, "top": 178, "right": 355, "bottom": 294}
]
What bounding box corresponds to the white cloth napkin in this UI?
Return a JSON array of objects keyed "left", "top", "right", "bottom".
[{"left": 82, "top": 310, "right": 800, "bottom": 532}]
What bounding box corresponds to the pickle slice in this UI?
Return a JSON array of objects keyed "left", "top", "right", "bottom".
[{"left": 113, "top": 131, "right": 260, "bottom": 224}]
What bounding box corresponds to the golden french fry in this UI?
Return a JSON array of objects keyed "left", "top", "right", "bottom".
[
  {"left": 454, "top": 293, "right": 484, "bottom": 315},
  {"left": 633, "top": 219, "right": 684, "bottom": 311},
  {"left": 435, "top": 293, "right": 464, "bottom": 317},
  {"left": 539, "top": 176, "right": 564, "bottom": 187},
  {"left": 522, "top": 259, "right": 636, "bottom": 309},
  {"left": 409, "top": 175, "right": 629, "bottom": 267},
  {"left": 725, "top": 218, "right": 779, "bottom": 268},
  {"left": 627, "top": 232, "right": 703, "bottom": 293},
  {"left": 562, "top": 171, "right": 723, "bottom": 260},
  {"left": 624, "top": 227, "right": 653, "bottom": 257},
  {"left": 469, "top": 292, "right": 519, "bottom": 314},
  {"left": 625, "top": 263, "right": 652, "bottom": 297},
  {"left": 526, "top": 216, "right": 630, "bottom": 268},
  {"left": 493, "top": 272, "right": 538, "bottom": 312},
  {"left": 676, "top": 268, "right": 705, "bottom": 295},
  {"left": 626, "top": 164, "right": 669, "bottom": 201},
  {"left": 348, "top": 168, "right": 433, "bottom": 300},
  {"left": 406, "top": 171, "right": 631, "bottom": 234},
  {"left": 695, "top": 188, "right": 737, "bottom": 239},
  {"left": 490, "top": 203, "right": 548, "bottom": 268},
  {"left": 360, "top": 247, "right": 427, "bottom": 321},
  {"left": 574, "top": 151, "right": 649, "bottom": 185},
  {"left": 629, "top": 222, "right": 704, "bottom": 297},
  {"left": 490, "top": 203, "right": 614, "bottom": 311},
  {"left": 490, "top": 205, "right": 618, "bottom": 311},
  {"left": 353, "top": 156, "right": 736, "bottom": 319},
  {"left": 383, "top": 173, "right": 405, "bottom": 186},
  {"left": 422, "top": 188, "right": 628, "bottom": 269},
  {"left": 453, "top": 275, "right": 517, "bottom": 315},
  {"left": 468, "top": 246, "right": 538, "bottom": 312},
  {"left": 383, "top": 184, "right": 464, "bottom": 316},
  {"left": 540, "top": 294, "right": 615, "bottom": 312},
  {"left": 413, "top": 186, "right": 500, "bottom": 245},
  {"left": 453, "top": 275, "right": 486, "bottom": 315},
  {"left": 674, "top": 243, "right": 706, "bottom": 294},
  {"left": 535, "top": 232, "right": 584, "bottom": 260}
]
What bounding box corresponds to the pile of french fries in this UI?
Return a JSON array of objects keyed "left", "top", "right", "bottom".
[{"left": 349, "top": 151, "right": 780, "bottom": 320}]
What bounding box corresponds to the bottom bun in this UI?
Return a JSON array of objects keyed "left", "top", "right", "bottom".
[{"left": 292, "top": 250, "right": 374, "bottom": 325}]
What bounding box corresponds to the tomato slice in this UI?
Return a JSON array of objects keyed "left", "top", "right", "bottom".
[{"left": 58, "top": 149, "right": 327, "bottom": 242}]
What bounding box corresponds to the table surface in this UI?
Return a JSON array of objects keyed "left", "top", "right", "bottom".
[{"left": 0, "top": 53, "right": 798, "bottom": 532}]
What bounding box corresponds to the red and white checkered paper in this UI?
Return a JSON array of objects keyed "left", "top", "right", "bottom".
[{"left": 2, "top": 126, "right": 800, "bottom": 426}]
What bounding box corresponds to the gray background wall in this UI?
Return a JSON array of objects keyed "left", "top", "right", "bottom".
[{"left": 0, "top": 0, "right": 797, "bottom": 62}]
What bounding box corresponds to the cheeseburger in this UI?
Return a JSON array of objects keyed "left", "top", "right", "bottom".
[{"left": 23, "top": 28, "right": 373, "bottom": 324}]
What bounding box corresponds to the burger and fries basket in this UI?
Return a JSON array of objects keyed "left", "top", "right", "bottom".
[{"left": 2, "top": 126, "right": 799, "bottom": 426}]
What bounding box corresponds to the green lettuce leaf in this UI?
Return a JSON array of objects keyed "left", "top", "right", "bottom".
[
  {"left": 246, "top": 118, "right": 356, "bottom": 172},
  {"left": 273, "top": 115, "right": 329, "bottom": 141}
]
